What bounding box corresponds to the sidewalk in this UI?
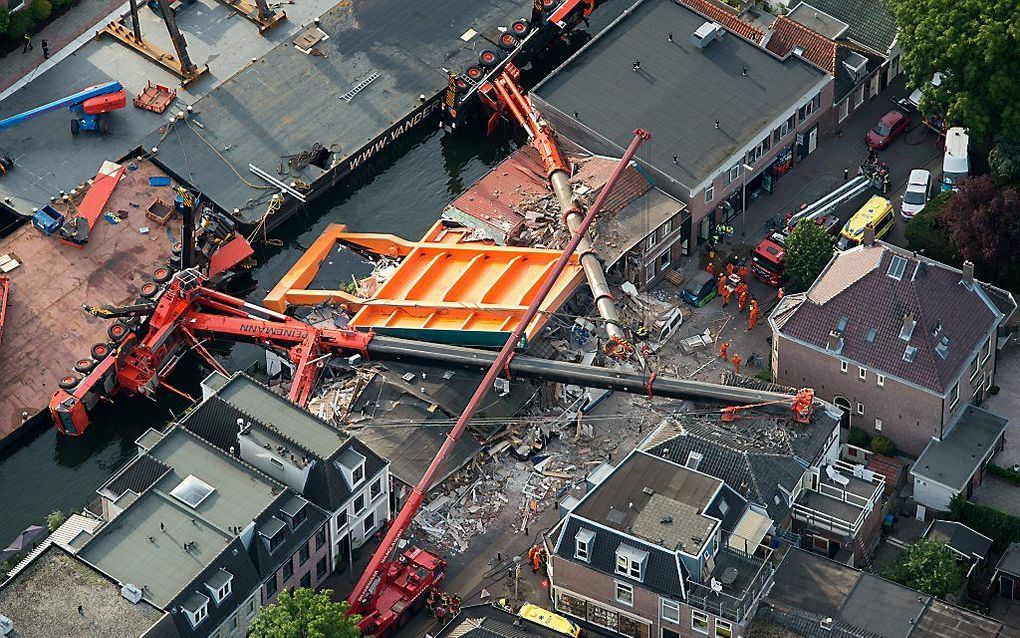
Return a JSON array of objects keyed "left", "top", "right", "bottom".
[
  {"left": 0, "top": 0, "right": 125, "bottom": 95},
  {"left": 738, "top": 75, "right": 943, "bottom": 246}
]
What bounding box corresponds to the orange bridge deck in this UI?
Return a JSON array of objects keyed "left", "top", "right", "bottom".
[{"left": 265, "top": 221, "right": 584, "bottom": 347}]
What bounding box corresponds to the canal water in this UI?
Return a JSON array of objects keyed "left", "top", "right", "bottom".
[{"left": 0, "top": 5, "right": 619, "bottom": 547}]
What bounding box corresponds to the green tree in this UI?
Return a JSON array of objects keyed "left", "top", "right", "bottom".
[
  {"left": 0, "top": 8, "right": 10, "bottom": 36},
  {"left": 46, "top": 510, "right": 66, "bottom": 532},
  {"left": 869, "top": 435, "right": 896, "bottom": 456},
  {"left": 784, "top": 219, "right": 834, "bottom": 291},
  {"left": 249, "top": 589, "right": 361, "bottom": 638},
  {"left": 29, "top": 0, "right": 51, "bottom": 21},
  {"left": 904, "top": 191, "right": 959, "bottom": 266},
  {"left": 883, "top": 538, "right": 964, "bottom": 598},
  {"left": 5, "top": 9, "right": 33, "bottom": 39},
  {"left": 886, "top": 0, "right": 1020, "bottom": 143},
  {"left": 990, "top": 137, "right": 1020, "bottom": 186}
]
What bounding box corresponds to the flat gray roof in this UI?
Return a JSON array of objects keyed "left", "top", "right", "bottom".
[
  {"left": 533, "top": 0, "right": 825, "bottom": 190},
  {"left": 913, "top": 406, "right": 1009, "bottom": 490},
  {"left": 0, "top": 546, "right": 165, "bottom": 638},
  {"left": 219, "top": 375, "right": 347, "bottom": 458},
  {"left": 79, "top": 428, "right": 280, "bottom": 607}
]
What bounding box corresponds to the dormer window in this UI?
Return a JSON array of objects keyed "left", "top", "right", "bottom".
[
  {"left": 575, "top": 529, "right": 594, "bottom": 561},
  {"left": 261, "top": 516, "right": 286, "bottom": 552},
  {"left": 205, "top": 568, "right": 233, "bottom": 605},
  {"left": 182, "top": 592, "right": 210, "bottom": 628},
  {"left": 337, "top": 448, "right": 367, "bottom": 489},
  {"left": 615, "top": 544, "right": 648, "bottom": 581}
]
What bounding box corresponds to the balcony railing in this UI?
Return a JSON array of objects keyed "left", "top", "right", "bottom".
[{"left": 685, "top": 544, "right": 774, "bottom": 623}]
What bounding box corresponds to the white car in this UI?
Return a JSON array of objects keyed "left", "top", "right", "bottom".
[{"left": 901, "top": 169, "right": 932, "bottom": 219}]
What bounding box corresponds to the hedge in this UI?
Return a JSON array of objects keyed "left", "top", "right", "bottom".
[{"left": 948, "top": 495, "right": 1020, "bottom": 552}]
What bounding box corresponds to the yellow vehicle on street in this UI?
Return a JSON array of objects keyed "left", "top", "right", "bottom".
[
  {"left": 836, "top": 196, "right": 895, "bottom": 250},
  {"left": 516, "top": 603, "right": 582, "bottom": 638}
]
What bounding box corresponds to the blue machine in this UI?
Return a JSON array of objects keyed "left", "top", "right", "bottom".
[{"left": 0, "top": 81, "right": 124, "bottom": 136}]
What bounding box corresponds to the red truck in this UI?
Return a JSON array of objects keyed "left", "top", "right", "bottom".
[{"left": 751, "top": 233, "right": 787, "bottom": 287}]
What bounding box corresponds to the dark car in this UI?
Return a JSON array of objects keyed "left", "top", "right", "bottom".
[
  {"left": 865, "top": 110, "right": 909, "bottom": 150},
  {"left": 681, "top": 270, "right": 718, "bottom": 307}
]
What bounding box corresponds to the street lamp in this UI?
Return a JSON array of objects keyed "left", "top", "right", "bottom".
[{"left": 740, "top": 163, "right": 753, "bottom": 238}]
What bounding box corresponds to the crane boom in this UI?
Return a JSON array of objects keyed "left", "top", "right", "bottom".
[
  {"left": 482, "top": 65, "right": 628, "bottom": 343},
  {"left": 348, "top": 128, "right": 652, "bottom": 613}
]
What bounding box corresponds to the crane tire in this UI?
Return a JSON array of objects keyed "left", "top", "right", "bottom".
[
  {"left": 454, "top": 77, "right": 470, "bottom": 93},
  {"left": 478, "top": 49, "right": 502, "bottom": 67},
  {"left": 140, "top": 281, "right": 160, "bottom": 298},
  {"left": 541, "top": 0, "right": 556, "bottom": 10},
  {"left": 70, "top": 119, "right": 80, "bottom": 136},
  {"left": 153, "top": 266, "right": 172, "bottom": 284},
  {"left": 498, "top": 32, "right": 518, "bottom": 50},
  {"left": 74, "top": 358, "right": 96, "bottom": 374},
  {"left": 510, "top": 19, "right": 530, "bottom": 36},
  {"left": 98, "top": 114, "right": 111, "bottom": 135},
  {"left": 171, "top": 241, "right": 183, "bottom": 256},
  {"left": 108, "top": 323, "right": 129, "bottom": 342},
  {"left": 90, "top": 342, "right": 112, "bottom": 361},
  {"left": 59, "top": 375, "right": 80, "bottom": 391},
  {"left": 465, "top": 65, "right": 484, "bottom": 81}
]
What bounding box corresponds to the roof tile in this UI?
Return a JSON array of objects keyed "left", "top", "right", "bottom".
[
  {"left": 676, "top": 0, "right": 765, "bottom": 43},
  {"left": 765, "top": 16, "right": 838, "bottom": 72}
]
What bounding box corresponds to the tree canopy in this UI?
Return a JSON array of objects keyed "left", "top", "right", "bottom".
[
  {"left": 783, "top": 219, "right": 834, "bottom": 291},
  {"left": 939, "top": 175, "right": 1020, "bottom": 266},
  {"left": 883, "top": 538, "right": 965, "bottom": 599},
  {"left": 887, "top": 0, "right": 1020, "bottom": 143},
  {"left": 249, "top": 589, "right": 361, "bottom": 638}
]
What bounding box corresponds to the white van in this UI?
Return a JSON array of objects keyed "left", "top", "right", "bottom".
[
  {"left": 907, "top": 72, "right": 943, "bottom": 110},
  {"left": 941, "top": 127, "right": 969, "bottom": 191}
]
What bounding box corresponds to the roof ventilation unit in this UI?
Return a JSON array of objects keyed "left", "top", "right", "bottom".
[
  {"left": 691, "top": 22, "right": 724, "bottom": 49},
  {"left": 843, "top": 52, "right": 868, "bottom": 78},
  {"left": 121, "top": 583, "right": 144, "bottom": 604}
]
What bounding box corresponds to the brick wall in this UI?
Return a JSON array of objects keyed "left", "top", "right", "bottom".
[{"left": 773, "top": 335, "right": 943, "bottom": 455}]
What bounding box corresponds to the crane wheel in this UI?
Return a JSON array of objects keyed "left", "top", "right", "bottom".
[
  {"left": 153, "top": 266, "right": 172, "bottom": 284},
  {"left": 498, "top": 32, "right": 518, "bottom": 50},
  {"left": 478, "top": 49, "right": 502, "bottom": 67},
  {"left": 541, "top": 0, "right": 556, "bottom": 11},
  {"left": 59, "top": 375, "right": 80, "bottom": 391},
  {"left": 108, "top": 323, "right": 130, "bottom": 342},
  {"left": 454, "top": 77, "right": 469, "bottom": 93},
  {"left": 465, "top": 65, "right": 484, "bottom": 81},
  {"left": 91, "top": 342, "right": 112, "bottom": 360},
  {"left": 74, "top": 358, "right": 96, "bottom": 374},
  {"left": 510, "top": 19, "right": 530, "bottom": 36},
  {"left": 99, "top": 114, "right": 111, "bottom": 135},
  {"left": 140, "top": 282, "right": 160, "bottom": 298},
  {"left": 171, "top": 241, "right": 183, "bottom": 256},
  {"left": 70, "top": 119, "right": 80, "bottom": 136}
]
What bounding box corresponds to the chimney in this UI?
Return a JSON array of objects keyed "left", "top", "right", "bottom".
[
  {"left": 900, "top": 312, "right": 916, "bottom": 341},
  {"left": 962, "top": 260, "right": 974, "bottom": 285},
  {"left": 863, "top": 225, "right": 876, "bottom": 246},
  {"left": 826, "top": 330, "right": 843, "bottom": 353}
]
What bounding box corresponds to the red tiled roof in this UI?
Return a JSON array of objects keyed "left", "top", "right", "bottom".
[
  {"left": 676, "top": 0, "right": 765, "bottom": 43},
  {"left": 446, "top": 145, "right": 650, "bottom": 242},
  {"left": 765, "top": 16, "right": 838, "bottom": 73}
]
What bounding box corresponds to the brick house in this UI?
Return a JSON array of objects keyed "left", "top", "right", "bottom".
[
  {"left": 531, "top": 0, "right": 831, "bottom": 249},
  {"left": 546, "top": 450, "right": 776, "bottom": 638},
  {"left": 769, "top": 241, "right": 1016, "bottom": 456},
  {"left": 763, "top": 15, "right": 885, "bottom": 139},
  {"left": 443, "top": 144, "right": 691, "bottom": 289}
]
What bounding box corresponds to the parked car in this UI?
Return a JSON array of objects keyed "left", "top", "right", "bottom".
[
  {"left": 865, "top": 111, "right": 910, "bottom": 150},
  {"left": 901, "top": 169, "right": 932, "bottom": 219},
  {"left": 681, "top": 270, "right": 718, "bottom": 307}
]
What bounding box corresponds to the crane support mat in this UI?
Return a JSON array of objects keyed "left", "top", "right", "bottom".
[
  {"left": 59, "top": 161, "right": 126, "bottom": 247},
  {"left": 134, "top": 82, "right": 177, "bottom": 113}
]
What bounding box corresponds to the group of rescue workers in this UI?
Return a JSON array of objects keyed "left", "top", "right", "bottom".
[{"left": 707, "top": 258, "right": 777, "bottom": 376}]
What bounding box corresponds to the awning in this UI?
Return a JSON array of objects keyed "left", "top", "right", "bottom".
[{"left": 727, "top": 507, "right": 773, "bottom": 554}]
